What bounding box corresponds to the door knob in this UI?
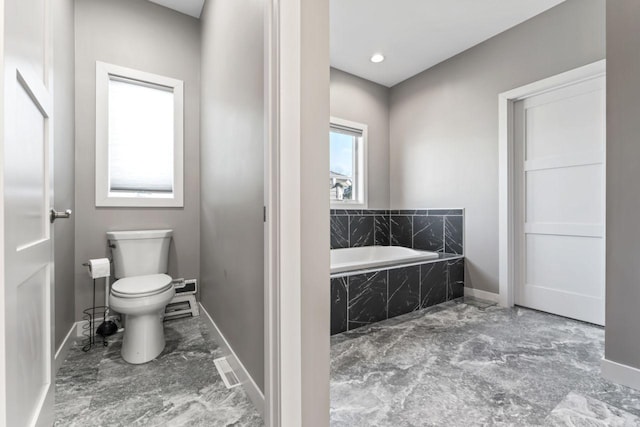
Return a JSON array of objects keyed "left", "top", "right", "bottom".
[{"left": 50, "top": 208, "right": 72, "bottom": 223}]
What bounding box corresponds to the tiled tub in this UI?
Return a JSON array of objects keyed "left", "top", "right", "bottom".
[{"left": 330, "top": 252, "right": 464, "bottom": 335}]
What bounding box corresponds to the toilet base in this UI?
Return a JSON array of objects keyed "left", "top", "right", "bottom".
[
  {"left": 109, "top": 285, "right": 175, "bottom": 364},
  {"left": 121, "top": 311, "right": 166, "bottom": 364}
]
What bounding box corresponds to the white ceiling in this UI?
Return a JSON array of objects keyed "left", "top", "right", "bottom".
[
  {"left": 147, "top": 0, "right": 205, "bottom": 18},
  {"left": 331, "top": 0, "right": 566, "bottom": 87}
]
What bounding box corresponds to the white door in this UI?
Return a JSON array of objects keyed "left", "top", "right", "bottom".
[
  {"left": 514, "top": 75, "right": 606, "bottom": 326},
  {"left": 2, "top": 0, "right": 55, "bottom": 424}
]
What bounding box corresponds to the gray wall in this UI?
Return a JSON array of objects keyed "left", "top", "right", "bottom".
[
  {"left": 54, "top": 0, "right": 76, "bottom": 349},
  {"left": 199, "top": 0, "right": 265, "bottom": 391},
  {"left": 74, "top": 0, "right": 201, "bottom": 319},
  {"left": 605, "top": 0, "right": 640, "bottom": 370},
  {"left": 389, "top": 0, "right": 605, "bottom": 293},
  {"left": 330, "top": 68, "right": 390, "bottom": 209}
]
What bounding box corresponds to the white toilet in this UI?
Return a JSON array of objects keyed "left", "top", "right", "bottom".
[{"left": 107, "top": 229, "right": 176, "bottom": 364}]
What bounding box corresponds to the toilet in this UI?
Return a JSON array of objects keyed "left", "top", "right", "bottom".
[{"left": 107, "top": 229, "right": 176, "bottom": 364}]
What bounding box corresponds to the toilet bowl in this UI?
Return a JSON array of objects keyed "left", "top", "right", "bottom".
[
  {"left": 107, "top": 229, "right": 175, "bottom": 364},
  {"left": 109, "top": 274, "right": 175, "bottom": 364}
]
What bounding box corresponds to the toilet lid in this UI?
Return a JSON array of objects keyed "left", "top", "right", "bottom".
[{"left": 111, "top": 274, "right": 173, "bottom": 298}]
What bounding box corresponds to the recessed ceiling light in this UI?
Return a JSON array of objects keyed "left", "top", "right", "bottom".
[{"left": 370, "top": 53, "right": 385, "bottom": 63}]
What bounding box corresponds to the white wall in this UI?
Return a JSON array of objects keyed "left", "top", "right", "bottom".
[
  {"left": 301, "top": 0, "right": 331, "bottom": 423},
  {"left": 53, "top": 0, "right": 75, "bottom": 349},
  {"left": 330, "top": 68, "right": 390, "bottom": 209},
  {"left": 605, "top": 0, "right": 640, "bottom": 373},
  {"left": 73, "top": 0, "right": 201, "bottom": 319},
  {"left": 273, "top": 0, "right": 330, "bottom": 422},
  {"left": 389, "top": 0, "right": 605, "bottom": 293},
  {"left": 199, "top": 0, "right": 265, "bottom": 391}
]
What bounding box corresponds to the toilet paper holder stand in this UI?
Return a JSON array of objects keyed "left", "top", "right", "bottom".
[
  {"left": 81, "top": 259, "right": 115, "bottom": 352},
  {"left": 82, "top": 258, "right": 112, "bottom": 273}
]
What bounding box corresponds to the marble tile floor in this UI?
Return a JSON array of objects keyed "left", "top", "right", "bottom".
[
  {"left": 55, "top": 316, "right": 263, "bottom": 427},
  {"left": 331, "top": 297, "right": 640, "bottom": 426}
]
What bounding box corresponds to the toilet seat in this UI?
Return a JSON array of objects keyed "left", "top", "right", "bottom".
[{"left": 111, "top": 274, "right": 173, "bottom": 298}]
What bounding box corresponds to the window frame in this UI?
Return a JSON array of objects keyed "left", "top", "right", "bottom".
[
  {"left": 330, "top": 117, "right": 368, "bottom": 210},
  {"left": 95, "top": 61, "right": 184, "bottom": 207}
]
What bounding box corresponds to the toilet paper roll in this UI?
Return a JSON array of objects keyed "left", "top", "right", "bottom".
[{"left": 88, "top": 258, "right": 110, "bottom": 279}]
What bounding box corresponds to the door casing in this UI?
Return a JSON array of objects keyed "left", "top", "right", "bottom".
[{"left": 498, "top": 59, "right": 607, "bottom": 309}]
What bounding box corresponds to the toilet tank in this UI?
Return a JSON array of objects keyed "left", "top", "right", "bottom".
[{"left": 107, "top": 229, "right": 173, "bottom": 278}]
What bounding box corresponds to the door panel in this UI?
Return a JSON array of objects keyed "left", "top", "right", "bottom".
[
  {"left": 524, "top": 86, "right": 605, "bottom": 160},
  {"left": 515, "top": 76, "right": 605, "bottom": 326},
  {"left": 10, "top": 80, "right": 47, "bottom": 247},
  {"left": 525, "top": 234, "right": 603, "bottom": 297},
  {"left": 15, "top": 267, "right": 50, "bottom": 427},
  {"left": 525, "top": 164, "right": 604, "bottom": 224},
  {"left": 5, "top": 0, "right": 46, "bottom": 80},
  {"left": 3, "top": 0, "right": 54, "bottom": 424}
]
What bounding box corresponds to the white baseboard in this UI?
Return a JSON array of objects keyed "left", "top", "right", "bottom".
[
  {"left": 602, "top": 358, "right": 640, "bottom": 391},
  {"left": 54, "top": 322, "right": 78, "bottom": 374},
  {"left": 198, "top": 302, "right": 265, "bottom": 417},
  {"left": 464, "top": 287, "right": 500, "bottom": 303}
]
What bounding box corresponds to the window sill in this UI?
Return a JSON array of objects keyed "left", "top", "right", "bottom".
[
  {"left": 330, "top": 202, "right": 368, "bottom": 210},
  {"left": 96, "top": 192, "right": 184, "bottom": 208}
]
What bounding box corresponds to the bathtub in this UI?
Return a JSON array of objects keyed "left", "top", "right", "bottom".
[{"left": 330, "top": 245, "right": 439, "bottom": 274}]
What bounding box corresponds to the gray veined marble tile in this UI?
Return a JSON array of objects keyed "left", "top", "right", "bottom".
[
  {"left": 330, "top": 301, "right": 640, "bottom": 426},
  {"left": 55, "top": 316, "right": 263, "bottom": 427},
  {"left": 546, "top": 392, "right": 640, "bottom": 426}
]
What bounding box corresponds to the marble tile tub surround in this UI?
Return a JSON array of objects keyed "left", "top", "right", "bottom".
[
  {"left": 330, "top": 298, "right": 640, "bottom": 426},
  {"left": 330, "top": 209, "right": 464, "bottom": 254},
  {"left": 331, "top": 257, "right": 464, "bottom": 335},
  {"left": 55, "top": 316, "right": 263, "bottom": 426}
]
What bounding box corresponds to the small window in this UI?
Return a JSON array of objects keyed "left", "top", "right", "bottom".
[
  {"left": 330, "top": 117, "right": 367, "bottom": 209},
  {"left": 95, "top": 62, "right": 184, "bottom": 207}
]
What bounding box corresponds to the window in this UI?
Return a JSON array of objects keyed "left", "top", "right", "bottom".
[
  {"left": 95, "top": 61, "right": 184, "bottom": 207},
  {"left": 330, "top": 117, "right": 367, "bottom": 208}
]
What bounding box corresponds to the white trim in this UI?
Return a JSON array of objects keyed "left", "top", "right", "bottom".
[
  {"left": 524, "top": 150, "right": 603, "bottom": 172},
  {"left": 524, "top": 222, "right": 603, "bottom": 238},
  {"left": 54, "top": 323, "right": 77, "bottom": 375},
  {"left": 275, "top": 0, "right": 303, "bottom": 424},
  {"left": 602, "top": 358, "right": 640, "bottom": 391},
  {"left": 95, "top": 61, "right": 184, "bottom": 208},
  {"left": 198, "top": 303, "right": 265, "bottom": 417},
  {"left": 16, "top": 68, "right": 52, "bottom": 117},
  {"left": 330, "top": 116, "right": 369, "bottom": 210},
  {"left": 464, "top": 287, "right": 500, "bottom": 303},
  {"left": 264, "top": 0, "right": 281, "bottom": 423},
  {"left": 498, "top": 59, "right": 606, "bottom": 308},
  {"left": 0, "top": 0, "right": 6, "bottom": 422}
]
